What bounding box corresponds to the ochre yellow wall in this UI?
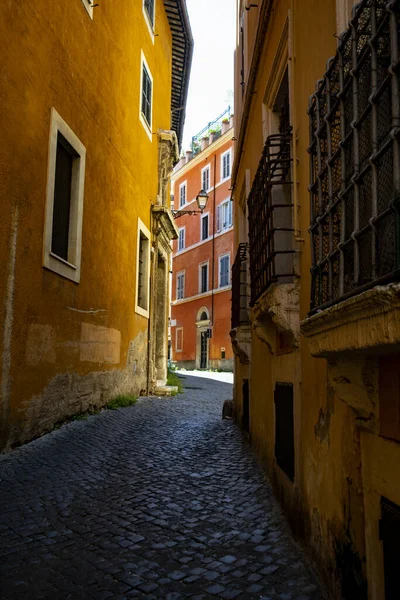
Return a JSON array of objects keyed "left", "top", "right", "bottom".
[{"left": 0, "top": 0, "right": 173, "bottom": 447}]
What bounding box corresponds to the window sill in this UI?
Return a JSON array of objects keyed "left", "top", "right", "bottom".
[
  {"left": 135, "top": 304, "right": 150, "bottom": 319},
  {"left": 44, "top": 252, "right": 80, "bottom": 283},
  {"left": 301, "top": 282, "right": 400, "bottom": 358}
]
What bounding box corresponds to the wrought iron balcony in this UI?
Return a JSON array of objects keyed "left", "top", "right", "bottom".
[
  {"left": 247, "top": 131, "right": 295, "bottom": 306},
  {"left": 231, "top": 243, "right": 250, "bottom": 329},
  {"left": 309, "top": 0, "right": 400, "bottom": 314}
]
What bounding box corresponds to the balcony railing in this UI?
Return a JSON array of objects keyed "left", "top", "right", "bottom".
[
  {"left": 248, "top": 132, "right": 295, "bottom": 306},
  {"left": 231, "top": 243, "right": 250, "bottom": 329},
  {"left": 191, "top": 107, "right": 231, "bottom": 156},
  {"left": 309, "top": 0, "right": 400, "bottom": 313}
]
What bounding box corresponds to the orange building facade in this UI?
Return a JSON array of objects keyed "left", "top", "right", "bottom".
[{"left": 171, "top": 115, "right": 234, "bottom": 371}]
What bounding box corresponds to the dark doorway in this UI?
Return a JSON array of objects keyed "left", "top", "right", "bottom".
[
  {"left": 274, "top": 383, "right": 295, "bottom": 481},
  {"left": 200, "top": 331, "right": 208, "bottom": 369},
  {"left": 242, "top": 379, "right": 249, "bottom": 432},
  {"left": 380, "top": 496, "right": 400, "bottom": 599}
]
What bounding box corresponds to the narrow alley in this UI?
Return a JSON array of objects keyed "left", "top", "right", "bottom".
[{"left": 0, "top": 375, "right": 322, "bottom": 600}]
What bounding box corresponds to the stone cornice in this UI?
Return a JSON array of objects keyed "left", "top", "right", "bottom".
[
  {"left": 301, "top": 283, "right": 400, "bottom": 357},
  {"left": 152, "top": 205, "right": 179, "bottom": 241}
]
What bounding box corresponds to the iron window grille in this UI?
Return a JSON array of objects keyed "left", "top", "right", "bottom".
[
  {"left": 141, "top": 63, "right": 152, "bottom": 128},
  {"left": 144, "top": 0, "right": 154, "bottom": 27},
  {"left": 231, "top": 243, "right": 250, "bottom": 329},
  {"left": 309, "top": 0, "right": 400, "bottom": 313},
  {"left": 248, "top": 130, "right": 295, "bottom": 306}
]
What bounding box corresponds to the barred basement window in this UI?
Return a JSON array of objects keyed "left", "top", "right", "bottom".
[{"left": 309, "top": 0, "right": 400, "bottom": 313}]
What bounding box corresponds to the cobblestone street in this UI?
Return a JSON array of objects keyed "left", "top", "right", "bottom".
[{"left": 0, "top": 374, "right": 323, "bottom": 600}]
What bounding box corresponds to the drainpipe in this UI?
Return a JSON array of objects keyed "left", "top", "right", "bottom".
[{"left": 211, "top": 153, "right": 216, "bottom": 326}]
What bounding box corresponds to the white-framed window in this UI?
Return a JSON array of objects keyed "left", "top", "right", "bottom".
[
  {"left": 140, "top": 52, "right": 153, "bottom": 141},
  {"left": 177, "top": 271, "right": 185, "bottom": 300},
  {"left": 143, "top": 0, "right": 155, "bottom": 40},
  {"left": 221, "top": 149, "right": 231, "bottom": 181},
  {"left": 199, "top": 262, "right": 209, "bottom": 294},
  {"left": 179, "top": 182, "right": 187, "bottom": 207},
  {"left": 43, "top": 108, "right": 86, "bottom": 283},
  {"left": 219, "top": 254, "right": 230, "bottom": 288},
  {"left": 216, "top": 199, "right": 233, "bottom": 232},
  {"left": 201, "top": 165, "right": 210, "bottom": 191},
  {"left": 176, "top": 327, "right": 183, "bottom": 352},
  {"left": 81, "top": 0, "right": 93, "bottom": 19},
  {"left": 135, "top": 218, "right": 151, "bottom": 318},
  {"left": 178, "top": 227, "right": 185, "bottom": 251},
  {"left": 201, "top": 213, "right": 209, "bottom": 241}
]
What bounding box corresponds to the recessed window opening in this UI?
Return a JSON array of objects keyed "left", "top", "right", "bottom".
[{"left": 51, "top": 134, "right": 78, "bottom": 261}]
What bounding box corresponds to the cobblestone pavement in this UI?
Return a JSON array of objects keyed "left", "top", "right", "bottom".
[{"left": 0, "top": 374, "right": 324, "bottom": 600}]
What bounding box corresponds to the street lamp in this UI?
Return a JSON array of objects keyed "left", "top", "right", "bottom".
[{"left": 172, "top": 189, "right": 209, "bottom": 219}]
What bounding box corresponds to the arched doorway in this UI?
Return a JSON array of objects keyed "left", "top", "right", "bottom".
[{"left": 196, "top": 307, "right": 210, "bottom": 370}]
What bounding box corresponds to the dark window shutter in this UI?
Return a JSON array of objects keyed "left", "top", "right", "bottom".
[
  {"left": 380, "top": 497, "right": 400, "bottom": 600},
  {"left": 274, "top": 383, "right": 295, "bottom": 481},
  {"left": 51, "top": 134, "right": 75, "bottom": 260},
  {"left": 202, "top": 215, "right": 208, "bottom": 240}
]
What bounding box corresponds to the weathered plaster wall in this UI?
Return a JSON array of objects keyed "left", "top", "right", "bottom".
[
  {"left": 233, "top": 0, "right": 372, "bottom": 597},
  {"left": 0, "top": 0, "right": 173, "bottom": 448}
]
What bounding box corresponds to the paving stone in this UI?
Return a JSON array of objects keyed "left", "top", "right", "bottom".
[
  {"left": 0, "top": 374, "right": 323, "bottom": 599},
  {"left": 205, "top": 583, "right": 226, "bottom": 595}
]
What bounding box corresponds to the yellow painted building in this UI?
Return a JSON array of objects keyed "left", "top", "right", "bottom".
[
  {"left": 231, "top": 0, "right": 400, "bottom": 598},
  {"left": 0, "top": 0, "right": 192, "bottom": 450}
]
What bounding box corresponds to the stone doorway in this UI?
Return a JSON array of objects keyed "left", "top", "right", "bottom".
[
  {"left": 155, "top": 252, "right": 168, "bottom": 385},
  {"left": 196, "top": 308, "right": 210, "bottom": 370}
]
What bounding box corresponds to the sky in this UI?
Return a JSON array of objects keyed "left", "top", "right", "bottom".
[{"left": 181, "top": 0, "right": 236, "bottom": 152}]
